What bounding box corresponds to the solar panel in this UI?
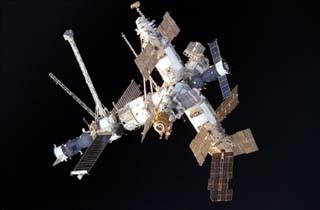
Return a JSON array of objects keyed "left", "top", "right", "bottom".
[
  {"left": 140, "top": 95, "right": 156, "bottom": 142},
  {"left": 71, "top": 135, "right": 110, "bottom": 179},
  {"left": 112, "top": 80, "right": 141, "bottom": 112},
  {"left": 157, "top": 12, "right": 180, "bottom": 42},
  {"left": 208, "top": 40, "right": 221, "bottom": 64},
  {"left": 189, "top": 126, "right": 212, "bottom": 166},
  {"left": 134, "top": 43, "right": 159, "bottom": 80},
  {"left": 208, "top": 152, "right": 233, "bottom": 202},
  {"left": 231, "top": 129, "right": 258, "bottom": 156},
  {"left": 215, "top": 85, "right": 239, "bottom": 122},
  {"left": 208, "top": 40, "right": 232, "bottom": 99},
  {"left": 183, "top": 42, "right": 205, "bottom": 58},
  {"left": 218, "top": 75, "right": 231, "bottom": 99},
  {"left": 141, "top": 115, "right": 154, "bottom": 142}
]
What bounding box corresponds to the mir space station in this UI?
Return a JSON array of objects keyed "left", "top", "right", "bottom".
[{"left": 49, "top": 1, "right": 258, "bottom": 202}]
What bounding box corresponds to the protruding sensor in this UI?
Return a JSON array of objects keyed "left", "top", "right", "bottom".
[
  {"left": 53, "top": 132, "right": 93, "bottom": 166},
  {"left": 63, "top": 29, "right": 74, "bottom": 41},
  {"left": 130, "top": 1, "right": 144, "bottom": 17},
  {"left": 130, "top": 1, "right": 141, "bottom": 9}
]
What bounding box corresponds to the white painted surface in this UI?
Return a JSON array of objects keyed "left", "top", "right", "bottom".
[
  {"left": 128, "top": 96, "right": 150, "bottom": 124},
  {"left": 184, "top": 101, "right": 218, "bottom": 133},
  {"left": 99, "top": 117, "right": 111, "bottom": 132},
  {"left": 118, "top": 96, "right": 150, "bottom": 131},
  {"left": 215, "top": 60, "right": 228, "bottom": 76},
  {"left": 70, "top": 170, "right": 88, "bottom": 180},
  {"left": 109, "top": 133, "right": 121, "bottom": 141},
  {"left": 53, "top": 145, "right": 68, "bottom": 162},
  {"left": 200, "top": 102, "right": 217, "bottom": 126}
]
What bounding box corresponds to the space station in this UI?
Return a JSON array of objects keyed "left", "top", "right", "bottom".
[{"left": 49, "top": 1, "right": 258, "bottom": 202}]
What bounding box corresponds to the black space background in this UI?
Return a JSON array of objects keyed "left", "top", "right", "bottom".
[{"left": 1, "top": 0, "right": 319, "bottom": 209}]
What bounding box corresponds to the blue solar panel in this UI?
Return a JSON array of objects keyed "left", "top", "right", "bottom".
[
  {"left": 208, "top": 40, "right": 222, "bottom": 64},
  {"left": 220, "top": 78, "right": 228, "bottom": 87},
  {"left": 222, "top": 86, "right": 230, "bottom": 92},
  {"left": 218, "top": 75, "right": 231, "bottom": 99}
]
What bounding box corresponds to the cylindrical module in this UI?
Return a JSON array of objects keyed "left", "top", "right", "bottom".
[{"left": 53, "top": 132, "right": 93, "bottom": 165}]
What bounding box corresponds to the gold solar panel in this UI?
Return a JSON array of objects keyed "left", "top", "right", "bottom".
[
  {"left": 208, "top": 152, "right": 233, "bottom": 202},
  {"left": 215, "top": 85, "right": 239, "bottom": 122},
  {"left": 134, "top": 43, "right": 159, "bottom": 80},
  {"left": 157, "top": 12, "right": 180, "bottom": 42},
  {"left": 141, "top": 115, "right": 154, "bottom": 142},
  {"left": 189, "top": 127, "right": 212, "bottom": 166},
  {"left": 231, "top": 128, "right": 258, "bottom": 156}
]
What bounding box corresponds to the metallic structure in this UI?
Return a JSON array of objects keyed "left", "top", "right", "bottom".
[{"left": 49, "top": 1, "right": 258, "bottom": 202}]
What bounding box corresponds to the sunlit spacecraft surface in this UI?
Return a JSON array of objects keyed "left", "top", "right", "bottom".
[{"left": 49, "top": 1, "right": 258, "bottom": 202}]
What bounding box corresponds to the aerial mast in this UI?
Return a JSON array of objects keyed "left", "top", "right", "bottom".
[{"left": 63, "top": 29, "right": 107, "bottom": 117}]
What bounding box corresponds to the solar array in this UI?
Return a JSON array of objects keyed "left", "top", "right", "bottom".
[
  {"left": 189, "top": 126, "right": 212, "bottom": 166},
  {"left": 208, "top": 40, "right": 232, "bottom": 100},
  {"left": 157, "top": 12, "right": 180, "bottom": 42},
  {"left": 140, "top": 94, "right": 156, "bottom": 142},
  {"left": 183, "top": 42, "right": 206, "bottom": 58},
  {"left": 218, "top": 75, "right": 232, "bottom": 99},
  {"left": 134, "top": 43, "right": 159, "bottom": 80},
  {"left": 215, "top": 85, "right": 239, "bottom": 122},
  {"left": 231, "top": 129, "right": 258, "bottom": 156},
  {"left": 208, "top": 152, "right": 234, "bottom": 202},
  {"left": 112, "top": 80, "right": 141, "bottom": 112},
  {"left": 141, "top": 116, "right": 153, "bottom": 142},
  {"left": 208, "top": 40, "right": 222, "bottom": 64},
  {"left": 71, "top": 136, "right": 110, "bottom": 178}
]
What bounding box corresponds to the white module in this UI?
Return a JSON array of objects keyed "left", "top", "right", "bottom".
[
  {"left": 155, "top": 45, "right": 184, "bottom": 86},
  {"left": 118, "top": 96, "right": 150, "bottom": 131},
  {"left": 185, "top": 100, "right": 218, "bottom": 132}
]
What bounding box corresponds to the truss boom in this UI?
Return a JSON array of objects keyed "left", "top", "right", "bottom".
[
  {"left": 63, "top": 29, "right": 106, "bottom": 117},
  {"left": 49, "top": 73, "right": 95, "bottom": 118}
]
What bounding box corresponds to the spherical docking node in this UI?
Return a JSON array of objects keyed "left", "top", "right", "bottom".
[{"left": 153, "top": 112, "right": 172, "bottom": 139}]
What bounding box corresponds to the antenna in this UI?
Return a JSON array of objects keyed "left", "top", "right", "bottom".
[
  {"left": 63, "top": 29, "right": 107, "bottom": 117},
  {"left": 121, "top": 32, "right": 138, "bottom": 57},
  {"left": 48, "top": 73, "right": 95, "bottom": 118},
  {"left": 130, "top": 1, "right": 144, "bottom": 17}
]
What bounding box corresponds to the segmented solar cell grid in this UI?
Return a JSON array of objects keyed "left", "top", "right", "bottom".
[
  {"left": 231, "top": 129, "right": 258, "bottom": 156},
  {"left": 134, "top": 43, "right": 158, "bottom": 80},
  {"left": 157, "top": 12, "right": 180, "bottom": 42},
  {"left": 72, "top": 135, "right": 110, "bottom": 175},
  {"left": 208, "top": 152, "right": 233, "bottom": 202},
  {"left": 215, "top": 85, "right": 239, "bottom": 122},
  {"left": 208, "top": 40, "right": 221, "bottom": 64},
  {"left": 218, "top": 75, "right": 231, "bottom": 99},
  {"left": 113, "top": 80, "right": 141, "bottom": 112},
  {"left": 189, "top": 127, "right": 211, "bottom": 166}
]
